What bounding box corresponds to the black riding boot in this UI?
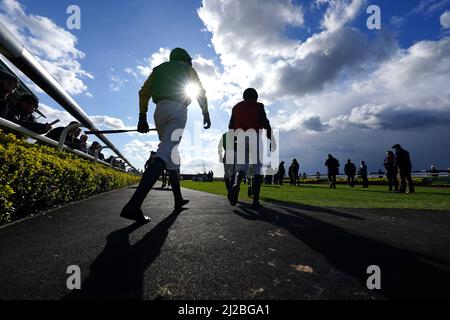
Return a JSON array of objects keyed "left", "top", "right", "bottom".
[
  {"left": 228, "top": 171, "right": 244, "bottom": 206},
  {"left": 224, "top": 177, "right": 232, "bottom": 192},
  {"left": 252, "top": 175, "right": 263, "bottom": 209},
  {"left": 120, "top": 157, "right": 166, "bottom": 223},
  {"left": 168, "top": 170, "right": 190, "bottom": 210}
]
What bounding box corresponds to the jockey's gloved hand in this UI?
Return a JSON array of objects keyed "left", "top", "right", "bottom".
[
  {"left": 203, "top": 112, "right": 211, "bottom": 129},
  {"left": 138, "top": 113, "right": 150, "bottom": 133}
]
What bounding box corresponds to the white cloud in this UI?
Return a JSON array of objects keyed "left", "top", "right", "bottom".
[
  {"left": 109, "top": 75, "right": 128, "bottom": 92},
  {"left": 318, "top": 0, "right": 365, "bottom": 32},
  {"left": 194, "top": 0, "right": 450, "bottom": 173},
  {"left": 441, "top": 10, "right": 450, "bottom": 29},
  {"left": 136, "top": 47, "right": 171, "bottom": 76},
  {"left": 0, "top": 0, "right": 93, "bottom": 95}
]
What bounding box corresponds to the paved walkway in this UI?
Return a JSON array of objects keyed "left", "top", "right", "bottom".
[{"left": 0, "top": 184, "right": 449, "bottom": 300}]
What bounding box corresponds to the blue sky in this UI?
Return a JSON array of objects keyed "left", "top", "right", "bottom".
[{"left": 1, "top": 0, "right": 450, "bottom": 174}]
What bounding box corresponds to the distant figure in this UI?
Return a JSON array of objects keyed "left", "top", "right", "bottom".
[
  {"left": 302, "top": 172, "right": 307, "bottom": 179},
  {"left": 46, "top": 121, "right": 84, "bottom": 150},
  {"left": 393, "top": 144, "right": 415, "bottom": 194},
  {"left": 277, "top": 161, "right": 286, "bottom": 185},
  {"left": 384, "top": 151, "right": 398, "bottom": 192},
  {"left": 6, "top": 95, "right": 52, "bottom": 134},
  {"left": 289, "top": 159, "right": 300, "bottom": 186},
  {"left": 0, "top": 70, "right": 19, "bottom": 118},
  {"left": 316, "top": 171, "right": 321, "bottom": 179},
  {"left": 344, "top": 159, "right": 357, "bottom": 187},
  {"left": 359, "top": 161, "right": 369, "bottom": 188},
  {"left": 325, "top": 154, "right": 340, "bottom": 189}
]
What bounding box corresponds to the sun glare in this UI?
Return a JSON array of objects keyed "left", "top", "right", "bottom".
[{"left": 185, "top": 83, "right": 200, "bottom": 100}]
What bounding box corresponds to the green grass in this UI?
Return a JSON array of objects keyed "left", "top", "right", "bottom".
[{"left": 181, "top": 181, "right": 450, "bottom": 211}]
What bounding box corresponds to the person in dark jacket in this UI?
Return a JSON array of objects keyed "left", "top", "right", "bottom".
[
  {"left": 289, "top": 159, "right": 300, "bottom": 186},
  {"left": 277, "top": 161, "right": 286, "bottom": 185},
  {"left": 46, "top": 121, "right": 84, "bottom": 150},
  {"left": 325, "top": 154, "right": 340, "bottom": 189},
  {"left": 393, "top": 144, "right": 415, "bottom": 193},
  {"left": 0, "top": 70, "right": 19, "bottom": 118},
  {"left": 5, "top": 94, "right": 52, "bottom": 134},
  {"left": 359, "top": 160, "right": 369, "bottom": 188},
  {"left": 227, "top": 88, "right": 274, "bottom": 209},
  {"left": 344, "top": 159, "right": 357, "bottom": 187},
  {"left": 384, "top": 151, "right": 398, "bottom": 192},
  {"left": 88, "top": 141, "right": 106, "bottom": 161}
]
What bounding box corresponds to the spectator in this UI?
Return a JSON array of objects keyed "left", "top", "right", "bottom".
[
  {"left": 289, "top": 159, "right": 300, "bottom": 186},
  {"left": 359, "top": 160, "right": 369, "bottom": 188},
  {"left": 316, "top": 171, "right": 321, "bottom": 179},
  {"left": 303, "top": 172, "right": 307, "bottom": 180},
  {"left": 325, "top": 154, "right": 340, "bottom": 189},
  {"left": 46, "top": 121, "right": 84, "bottom": 150},
  {"left": 5, "top": 94, "right": 52, "bottom": 134},
  {"left": 0, "top": 70, "right": 19, "bottom": 118},
  {"left": 344, "top": 159, "right": 357, "bottom": 187},
  {"left": 384, "top": 151, "right": 398, "bottom": 192},
  {"left": 79, "top": 134, "right": 88, "bottom": 153},
  {"left": 88, "top": 141, "right": 105, "bottom": 161},
  {"left": 276, "top": 161, "right": 286, "bottom": 185},
  {"left": 393, "top": 144, "right": 415, "bottom": 194}
]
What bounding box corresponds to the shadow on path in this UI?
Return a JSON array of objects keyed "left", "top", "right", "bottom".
[
  {"left": 261, "top": 198, "right": 365, "bottom": 220},
  {"left": 64, "top": 210, "right": 183, "bottom": 300},
  {"left": 234, "top": 203, "right": 450, "bottom": 299}
]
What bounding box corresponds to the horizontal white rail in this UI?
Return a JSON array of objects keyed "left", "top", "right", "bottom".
[{"left": 0, "top": 117, "right": 126, "bottom": 171}]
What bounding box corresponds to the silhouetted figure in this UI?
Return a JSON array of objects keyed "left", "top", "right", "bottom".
[
  {"left": 227, "top": 88, "right": 273, "bottom": 209},
  {"left": 325, "top": 154, "right": 340, "bottom": 189},
  {"left": 384, "top": 151, "right": 398, "bottom": 192},
  {"left": 359, "top": 161, "right": 369, "bottom": 188},
  {"left": 302, "top": 172, "right": 307, "bottom": 179},
  {"left": 277, "top": 161, "right": 286, "bottom": 185},
  {"left": 0, "top": 70, "right": 19, "bottom": 118},
  {"left": 6, "top": 94, "right": 52, "bottom": 134},
  {"left": 46, "top": 121, "right": 84, "bottom": 150},
  {"left": 344, "top": 159, "right": 357, "bottom": 187},
  {"left": 393, "top": 144, "right": 415, "bottom": 194},
  {"left": 316, "top": 171, "right": 321, "bottom": 179},
  {"left": 88, "top": 141, "right": 106, "bottom": 161},
  {"left": 121, "top": 48, "right": 210, "bottom": 222},
  {"left": 289, "top": 159, "right": 300, "bottom": 186}
]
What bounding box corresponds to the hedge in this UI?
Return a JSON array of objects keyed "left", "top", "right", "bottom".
[{"left": 0, "top": 130, "right": 140, "bottom": 224}]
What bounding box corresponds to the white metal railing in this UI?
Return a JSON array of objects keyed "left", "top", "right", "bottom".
[
  {"left": 0, "top": 117, "right": 127, "bottom": 171},
  {"left": 0, "top": 21, "right": 136, "bottom": 171}
]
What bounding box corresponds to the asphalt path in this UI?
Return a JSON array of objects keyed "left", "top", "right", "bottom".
[{"left": 0, "top": 184, "right": 449, "bottom": 300}]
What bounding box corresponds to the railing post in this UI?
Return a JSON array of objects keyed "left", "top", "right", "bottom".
[{"left": 58, "top": 123, "right": 82, "bottom": 151}]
